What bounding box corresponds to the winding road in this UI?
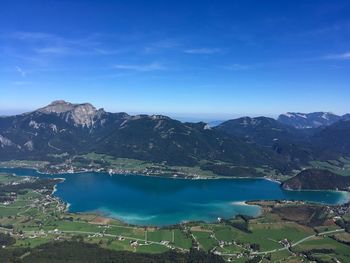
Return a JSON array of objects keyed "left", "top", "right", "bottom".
[{"left": 220, "top": 228, "right": 345, "bottom": 256}]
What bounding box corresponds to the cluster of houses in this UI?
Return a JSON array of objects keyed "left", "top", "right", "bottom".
[
  {"left": 0, "top": 177, "right": 36, "bottom": 205},
  {"left": 1, "top": 192, "right": 17, "bottom": 205},
  {"left": 329, "top": 202, "right": 350, "bottom": 218},
  {"left": 279, "top": 238, "right": 291, "bottom": 248},
  {"left": 87, "top": 233, "right": 104, "bottom": 238}
]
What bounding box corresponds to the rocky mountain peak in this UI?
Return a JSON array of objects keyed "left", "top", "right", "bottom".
[
  {"left": 38, "top": 100, "right": 75, "bottom": 114},
  {"left": 37, "top": 100, "right": 104, "bottom": 128},
  {"left": 38, "top": 100, "right": 97, "bottom": 114}
]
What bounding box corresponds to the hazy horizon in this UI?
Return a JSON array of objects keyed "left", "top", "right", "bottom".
[{"left": 1, "top": 99, "right": 348, "bottom": 123}]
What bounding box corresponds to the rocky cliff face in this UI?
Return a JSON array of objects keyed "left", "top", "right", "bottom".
[
  {"left": 38, "top": 100, "right": 79, "bottom": 114},
  {"left": 0, "top": 135, "right": 19, "bottom": 148}
]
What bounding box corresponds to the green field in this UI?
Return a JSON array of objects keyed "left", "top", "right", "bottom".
[{"left": 192, "top": 230, "right": 218, "bottom": 251}]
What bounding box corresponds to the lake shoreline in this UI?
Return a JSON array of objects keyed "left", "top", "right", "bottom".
[
  {"left": 3, "top": 165, "right": 350, "bottom": 201},
  {"left": 2, "top": 165, "right": 350, "bottom": 197},
  {"left": 0, "top": 163, "right": 283, "bottom": 182},
  {"left": 1, "top": 166, "right": 348, "bottom": 227}
]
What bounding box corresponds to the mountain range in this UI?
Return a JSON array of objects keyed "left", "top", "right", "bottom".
[{"left": 0, "top": 100, "right": 349, "bottom": 177}]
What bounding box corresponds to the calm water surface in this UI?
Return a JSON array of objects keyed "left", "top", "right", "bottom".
[{"left": 1, "top": 168, "right": 348, "bottom": 226}]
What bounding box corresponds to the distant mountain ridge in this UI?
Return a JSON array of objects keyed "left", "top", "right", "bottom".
[
  {"left": 207, "top": 120, "right": 225, "bottom": 127},
  {"left": 216, "top": 114, "right": 350, "bottom": 162},
  {"left": 277, "top": 112, "right": 349, "bottom": 129}
]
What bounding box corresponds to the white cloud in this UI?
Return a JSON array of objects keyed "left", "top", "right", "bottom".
[
  {"left": 323, "top": 52, "right": 350, "bottom": 60},
  {"left": 184, "top": 48, "right": 223, "bottom": 54},
  {"left": 113, "top": 62, "right": 165, "bottom": 72}
]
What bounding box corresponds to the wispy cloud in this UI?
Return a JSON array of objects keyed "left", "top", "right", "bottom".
[
  {"left": 222, "top": 64, "right": 252, "bottom": 71},
  {"left": 15, "top": 66, "right": 26, "bottom": 77},
  {"left": 113, "top": 62, "right": 166, "bottom": 72},
  {"left": 35, "top": 46, "right": 72, "bottom": 55},
  {"left": 6, "top": 31, "right": 118, "bottom": 57},
  {"left": 184, "top": 48, "right": 223, "bottom": 54},
  {"left": 323, "top": 52, "right": 350, "bottom": 60},
  {"left": 144, "top": 39, "right": 180, "bottom": 54},
  {"left": 10, "top": 31, "right": 57, "bottom": 42},
  {"left": 92, "top": 48, "right": 124, "bottom": 55}
]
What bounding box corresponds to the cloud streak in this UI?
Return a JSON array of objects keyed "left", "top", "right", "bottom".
[
  {"left": 113, "top": 62, "right": 165, "bottom": 72},
  {"left": 222, "top": 64, "right": 252, "bottom": 71},
  {"left": 6, "top": 31, "right": 119, "bottom": 57},
  {"left": 35, "top": 46, "right": 72, "bottom": 55},
  {"left": 184, "top": 48, "right": 223, "bottom": 54},
  {"left": 9, "top": 31, "right": 57, "bottom": 42}
]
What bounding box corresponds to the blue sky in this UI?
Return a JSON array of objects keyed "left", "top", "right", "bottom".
[{"left": 0, "top": 0, "right": 350, "bottom": 120}]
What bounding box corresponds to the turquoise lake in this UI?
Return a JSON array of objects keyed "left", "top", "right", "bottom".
[{"left": 1, "top": 168, "right": 349, "bottom": 226}]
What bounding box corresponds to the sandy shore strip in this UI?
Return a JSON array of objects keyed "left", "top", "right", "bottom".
[{"left": 230, "top": 201, "right": 249, "bottom": 206}]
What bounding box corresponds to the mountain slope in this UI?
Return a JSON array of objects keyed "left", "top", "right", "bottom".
[
  {"left": 215, "top": 117, "right": 303, "bottom": 146},
  {"left": 310, "top": 120, "right": 350, "bottom": 157},
  {"left": 281, "top": 169, "right": 350, "bottom": 191},
  {"left": 92, "top": 115, "right": 282, "bottom": 167},
  {"left": 215, "top": 117, "right": 313, "bottom": 166}
]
